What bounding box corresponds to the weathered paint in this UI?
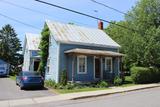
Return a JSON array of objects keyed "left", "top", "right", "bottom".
[
  {"left": 45, "top": 35, "right": 60, "bottom": 83},
  {"left": 59, "top": 43, "right": 119, "bottom": 82},
  {"left": 46, "top": 20, "right": 120, "bottom": 48}
]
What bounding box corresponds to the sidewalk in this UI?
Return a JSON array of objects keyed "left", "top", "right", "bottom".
[{"left": 1, "top": 83, "right": 160, "bottom": 107}]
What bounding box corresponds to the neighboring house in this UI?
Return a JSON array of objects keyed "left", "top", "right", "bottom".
[
  {"left": 0, "top": 59, "right": 10, "bottom": 76},
  {"left": 45, "top": 20, "right": 123, "bottom": 83},
  {"left": 22, "top": 33, "right": 41, "bottom": 72}
]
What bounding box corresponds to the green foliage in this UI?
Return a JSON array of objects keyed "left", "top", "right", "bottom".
[
  {"left": 38, "top": 24, "right": 50, "bottom": 76},
  {"left": 64, "top": 82, "right": 75, "bottom": 90},
  {"left": 96, "top": 81, "right": 109, "bottom": 88},
  {"left": 131, "top": 66, "right": 160, "bottom": 84},
  {"left": 105, "top": 0, "right": 160, "bottom": 69},
  {"left": 60, "top": 69, "right": 67, "bottom": 86},
  {"left": 114, "top": 76, "right": 123, "bottom": 86},
  {"left": 149, "top": 67, "right": 160, "bottom": 83},
  {"left": 0, "top": 24, "right": 22, "bottom": 73},
  {"left": 124, "top": 76, "right": 133, "bottom": 84},
  {"left": 45, "top": 79, "right": 56, "bottom": 88}
]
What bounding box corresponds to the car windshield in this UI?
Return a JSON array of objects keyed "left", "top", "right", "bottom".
[{"left": 22, "top": 72, "right": 41, "bottom": 76}]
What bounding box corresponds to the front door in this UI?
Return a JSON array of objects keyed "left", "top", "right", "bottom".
[{"left": 95, "top": 58, "right": 101, "bottom": 79}]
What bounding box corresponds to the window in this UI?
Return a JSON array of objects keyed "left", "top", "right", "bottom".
[
  {"left": 105, "top": 57, "right": 112, "bottom": 73},
  {"left": 77, "top": 56, "right": 87, "bottom": 74}
]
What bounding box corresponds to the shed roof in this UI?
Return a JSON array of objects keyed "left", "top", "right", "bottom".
[
  {"left": 65, "top": 48, "right": 124, "bottom": 57},
  {"left": 25, "top": 33, "right": 41, "bottom": 50},
  {"left": 46, "top": 20, "right": 120, "bottom": 48}
]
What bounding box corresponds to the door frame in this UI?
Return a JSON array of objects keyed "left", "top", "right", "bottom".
[{"left": 94, "top": 56, "right": 103, "bottom": 80}]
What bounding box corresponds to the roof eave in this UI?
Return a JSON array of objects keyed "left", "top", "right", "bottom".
[{"left": 58, "top": 41, "right": 120, "bottom": 49}]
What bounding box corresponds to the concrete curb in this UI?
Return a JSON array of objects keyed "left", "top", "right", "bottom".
[
  {"left": 0, "top": 83, "right": 160, "bottom": 107},
  {"left": 71, "top": 84, "right": 160, "bottom": 100}
]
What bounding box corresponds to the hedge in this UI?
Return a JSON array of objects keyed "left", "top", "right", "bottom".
[{"left": 131, "top": 67, "right": 160, "bottom": 84}]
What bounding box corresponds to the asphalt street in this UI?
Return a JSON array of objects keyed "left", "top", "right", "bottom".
[
  {"left": 16, "top": 87, "right": 160, "bottom": 107},
  {"left": 0, "top": 77, "right": 55, "bottom": 100}
]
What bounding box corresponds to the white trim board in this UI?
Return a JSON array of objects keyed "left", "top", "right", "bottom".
[
  {"left": 105, "top": 57, "right": 113, "bottom": 73},
  {"left": 77, "top": 55, "right": 87, "bottom": 74}
]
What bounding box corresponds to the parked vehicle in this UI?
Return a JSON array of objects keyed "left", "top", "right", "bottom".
[
  {"left": 0, "top": 59, "right": 9, "bottom": 77},
  {"left": 0, "top": 65, "right": 9, "bottom": 76},
  {"left": 16, "top": 71, "right": 44, "bottom": 90}
]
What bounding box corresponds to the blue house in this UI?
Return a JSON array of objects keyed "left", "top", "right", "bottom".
[
  {"left": 45, "top": 20, "right": 123, "bottom": 83},
  {"left": 0, "top": 59, "right": 10, "bottom": 76}
]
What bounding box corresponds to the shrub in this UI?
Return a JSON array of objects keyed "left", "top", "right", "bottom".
[
  {"left": 96, "top": 81, "right": 109, "bottom": 88},
  {"left": 65, "top": 82, "right": 75, "bottom": 90},
  {"left": 150, "top": 67, "right": 160, "bottom": 83},
  {"left": 114, "top": 76, "right": 123, "bottom": 86},
  {"left": 45, "top": 79, "right": 56, "bottom": 88},
  {"left": 45, "top": 79, "right": 65, "bottom": 89},
  {"left": 60, "top": 69, "right": 67, "bottom": 86},
  {"left": 124, "top": 76, "right": 133, "bottom": 84},
  {"left": 131, "top": 66, "right": 160, "bottom": 84}
]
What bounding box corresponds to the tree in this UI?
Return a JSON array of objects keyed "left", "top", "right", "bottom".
[
  {"left": 0, "top": 24, "right": 22, "bottom": 73},
  {"left": 38, "top": 24, "right": 50, "bottom": 76},
  {"left": 105, "top": 0, "right": 160, "bottom": 69}
]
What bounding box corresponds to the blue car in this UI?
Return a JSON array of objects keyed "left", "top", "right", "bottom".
[{"left": 16, "top": 71, "right": 44, "bottom": 90}]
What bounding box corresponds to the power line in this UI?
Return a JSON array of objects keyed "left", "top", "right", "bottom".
[
  {"left": 90, "top": 0, "right": 151, "bottom": 23},
  {"left": 90, "top": 0, "right": 128, "bottom": 16},
  {"left": 0, "top": 0, "right": 93, "bottom": 27},
  {"left": 0, "top": 0, "right": 51, "bottom": 17},
  {"left": 0, "top": 12, "right": 40, "bottom": 30},
  {"left": 34, "top": 0, "right": 140, "bottom": 33},
  {"left": 90, "top": 0, "right": 154, "bottom": 31}
]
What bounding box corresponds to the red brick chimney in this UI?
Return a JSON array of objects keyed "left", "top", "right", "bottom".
[{"left": 98, "top": 20, "right": 103, "bottom": 30}]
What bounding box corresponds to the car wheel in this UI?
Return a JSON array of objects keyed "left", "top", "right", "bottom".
[
  {"left": 41, "top": 86, "right": 44, "bottom": 89},
  {"left": 16, "top": 80, "right": 18, "bottom": 85},
  {"left": 20, "top": 85, "right": 24, "bottom": 90},
  {"left": 20, "top": 82, "right": 24, "bottom": 90}
]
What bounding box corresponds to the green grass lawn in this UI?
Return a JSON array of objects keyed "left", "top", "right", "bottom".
[
  {"left": 9, "top": 75, "right": 16, "bottom": 80},
  {"left": 55, "top": 87, "right": 109, "bottom": 94}
]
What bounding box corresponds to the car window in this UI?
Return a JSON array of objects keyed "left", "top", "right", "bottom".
[{"left": 23, "top": 72, "right": 40, "bottom": 76}]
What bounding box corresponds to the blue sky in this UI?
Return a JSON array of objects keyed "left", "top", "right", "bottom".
[{"left": 0, "top": 0, "right": 138, "bottom": 44}]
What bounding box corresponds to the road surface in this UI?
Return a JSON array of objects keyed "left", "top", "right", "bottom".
[{"left": 16, "top": 87, "right": 160, "bottom": 107}]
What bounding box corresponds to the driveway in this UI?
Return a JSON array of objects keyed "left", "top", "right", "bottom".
[{"left": 0, "top": 77, "right": 56, "bottom": 100}]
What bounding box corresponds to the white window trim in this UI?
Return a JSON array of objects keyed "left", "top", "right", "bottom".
[
  {"left": 105, "top": 57, "right": 113, "bottom": 73},
  {"left": 77, "top": 55, "right": 87, "bottom": 74}
]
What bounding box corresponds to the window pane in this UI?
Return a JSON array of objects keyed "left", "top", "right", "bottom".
[
  {"left": 105, "top": 58, "right": 112, "bottom": 72},
  {"left": 78, "top": 57, "right": 86, "bottom": 73}
]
